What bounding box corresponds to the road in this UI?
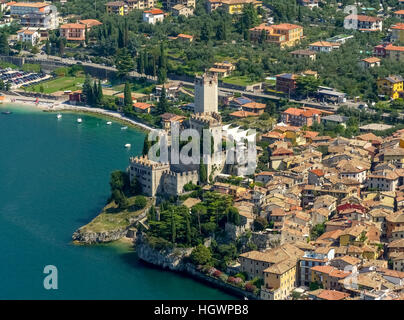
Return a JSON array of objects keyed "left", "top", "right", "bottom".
[{"left": 26, "top": 53, "right": 361, "bottom": 111}]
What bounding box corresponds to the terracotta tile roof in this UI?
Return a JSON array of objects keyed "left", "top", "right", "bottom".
[
  {"left": 272, "top": 147, "right": 294, "bottom": 156},
  {"left": 229, "top": 110, "right": 257, "bottom": 118},
  {"left": 177, "top": 33, "right": 193, "bottom": 39},
  {"left": 10, "top": 2, "right": 49, "bottom": 8},
  {"left": 133, "top": 102, "right": 152, "bottom": 110},
  {"left": 144, "top": 8, "right": 164, "bottom": 15},
  {"left": 310, "top": 169, "right": 324, "bottom": 177},
  {"left": 392, "top": 23, "right": 404, "bottom": 30},
  {"left": 61, "top": 23, "right": 86, "bottom": 29},
  {"left": 79, "top": 19, "right": 103, "bottom": 28},
  {"left": 317, "top": 290, "right": 349, "bottom": 300},
  {"left": 385, "top": 44, "right": 404, "bottom": 52},
  {"left": 242, "top": 102, "right": 266, "bottom": 110},
  {"left": 362, "top": 57, "right": 381, "bottom": 63}
]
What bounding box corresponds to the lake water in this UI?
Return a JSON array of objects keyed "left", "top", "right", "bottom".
[{"left": 0, "top": 104, "right": 234, "bottom": 300}]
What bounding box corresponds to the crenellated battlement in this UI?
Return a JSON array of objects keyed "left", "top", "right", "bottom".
[
  {"left": 129, "top": 156, "right": 169, "bottom": 169},
  {"left": 190, "top": 112, "right": 222, "bottom": 125}
]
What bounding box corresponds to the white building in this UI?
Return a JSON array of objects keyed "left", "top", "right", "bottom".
[
  {"left": 344, "top": 14, "right": 383, "bottom": 32},
  {"left": 308, "top": 41, "right": 340, "bottom": 53},
  {"left": 10, "top": 2, "right": 59, "bottom": 30},
  {"left": 142, "top": 8, "right": 164, "bottom": 24},
  {"left": 17, "top": 29, "right": 40, "bottom": 45},
  {"left": 366, "top": 171, "right": 399, "bottom": 191}
]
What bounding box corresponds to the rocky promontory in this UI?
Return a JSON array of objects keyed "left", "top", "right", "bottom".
[{"left": 72, "top": 196, "right": 150, "bottom": 244}]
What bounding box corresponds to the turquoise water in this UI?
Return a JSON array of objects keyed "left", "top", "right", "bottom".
[{"left": 0, "top": 104, "right": 234, "bottom": 300}]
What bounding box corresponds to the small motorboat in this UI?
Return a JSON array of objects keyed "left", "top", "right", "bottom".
[
  {"left": 121, "top": 126, "right": 128, "bottom": 130},
  {"left": 1, "top": 111, "right": 12, "bottom": 115},
  {"left": 57, "top": 114, "right": 62, "bottom": 119},
  {"left": 77, "top": 118, "right": 82, "bottom": 123},
  {"left": 106, "top": 121, "right": 112, "bottom": 125},
  {"left": 124, "top": 143, "right": 131, "bottom": 148}
]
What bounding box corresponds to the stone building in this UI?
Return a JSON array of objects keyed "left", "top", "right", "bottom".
[
  {"left": 128, "top": 156, "right": 199, "bottom": 197},
  {"left": 194, "top": 73, "right": 218, "bottom": 114}
]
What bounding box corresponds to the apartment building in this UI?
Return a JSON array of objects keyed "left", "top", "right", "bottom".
[
  {"left": 220, "top": 0, "right": 262, "bottom": 15},
  {"left": 60, "top": 19, "right": 102, "bottom": 41},
  {"left": 281, "top": 107, "right": 322, "bottom": 128},
  {"left": 275, "top": 73, "right": 298, "bottom": 95},
  {"left": 17, "top": 29, "right": 40, "bottom": 45},
  {"left": 163, "top": 0, "right": 195, "bottom": 10},
  {"left": 10, "top": 2, "right": 59, "bottom": 30},
  {"left": 344, "top": 14, "right": 383, "bottom": 32},
  {"left": 250, "top": 23, "right": 303, "bottom": 48},
  {"left": 385, "top": 44, "right": 404, "bottom": 63},
  {"left": 377, "top": 75, "right": 404, "bottom": 100},
  {"left": 106, "top": 0, "right": 155, "bottom": 15},
  {"left": 391, "top": 23, "right": 404, "bottom": 43}
]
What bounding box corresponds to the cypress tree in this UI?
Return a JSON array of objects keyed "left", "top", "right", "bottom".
[
  {"left": 171, "top": 210, "right": 176, "bottom": 244},
  {"left": 124, "top": 82, "right": 132, "bottom": 107},
  {"left": 157, "top": 86, "right": 168, "bottom": 114},
  {"left": 93, "top": 80, "right": 99, "bottom": 107},
  {"left": 186, "top": 214, "right": 192, "bottom": 245},
  {"left": 199, "top": 158, "right": 207, "bottom": 184},
  {"left": 82, "top": 74, "right": 93, "bottom": 106}
]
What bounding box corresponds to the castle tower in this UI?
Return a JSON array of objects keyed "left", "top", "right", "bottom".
[{"left": 194, "top": 73, "right": 218, "bottom": 114}]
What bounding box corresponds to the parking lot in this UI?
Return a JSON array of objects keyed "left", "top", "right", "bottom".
[{"left": 0, "top": 68, "right": 51, "bottom": 89}]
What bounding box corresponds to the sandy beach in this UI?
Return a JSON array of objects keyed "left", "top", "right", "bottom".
[{"left": 1, "top": 94, "right": 154, "bottom": 133}]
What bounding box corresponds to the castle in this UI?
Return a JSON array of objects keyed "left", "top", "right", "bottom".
[{"left": 129, "top": 73, "right": 224, "bottom": 197}]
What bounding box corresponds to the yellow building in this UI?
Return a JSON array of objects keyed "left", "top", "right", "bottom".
[
  {"left": 392, "top": 23, "right": 404, "bottom": 44},
  {"left": 261, "top": 259, "right": 297, "bottom": 300},
  {"left": 377, "top": 75, "right": 404, "bottom": 100},
  {"left": 249, "top": 23, "right": 303, "bottom": 48},
  {"left": 105, "top": 1, "right": 127, "bottom": 15},
  {"left": 220, "top": 0, "right": 262, "bottom": 14}
]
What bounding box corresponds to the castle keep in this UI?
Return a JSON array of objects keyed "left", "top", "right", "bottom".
[{"left": 129, "top": 72, "right": 224, "bottom": 197}]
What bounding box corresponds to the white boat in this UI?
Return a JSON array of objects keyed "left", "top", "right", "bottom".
[
  {"left": 124, "top": 143, "right": 131, "bottom": 148},
  {"left": 77, "top": 118, "right": 82, "bottom": 123},
  {"left": 106, "top": 121, "right": 112, "bottom": 125},
  {"left": 57, "top": 114, "right": 62, "bottom": 119},
  {"left": 121, "top": 126, "right": 128, "bottom": 130}
]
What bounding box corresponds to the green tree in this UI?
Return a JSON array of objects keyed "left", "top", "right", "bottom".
[
  {"left": 199, "top": 158, "right": 208, "bottom": 184},
  {"left": 123, "top": 81, "right": 132, "bottom": 107},
  {"left": 110, "top": 170, "right": 126, "bottom": 192},
  {"left": 157, "top": 43, "right": 167, "bottom": 84},
  {"left": 227, "top": 206, "right": 241, "bottom": 226},
  {"left": 190, "top": 244, "right": 212, "bottom": 266},
  {"left": 239, "top": 4, "right": 259, "bottom": 34},
  {"left": 58, "top": 37, "right": 65, "bottom": 56},
  {"left": 156, "top": 86, "right": 168, "bottom": 114},
  {"left": 296, "top": 76, "right": 320, "bottom": 98},
  {"left": 142, "top": 134, "right": 152, "bottom": 156},
  {"left": 82, "top": 74, "right": 93, "bottom": 106},
  {"left": 134, "top": 195, "right": 147, "bottom": 210},
  {"left": 171, "top": 210, "right": 176, "bottom": 244},
  {"left": 116, "top": 48, "right": 134, "bottom": 78},
  {"left": 0, "top": 33, "right": 10, "bottom": 55},
  {"left": 45, "top": 40, "right": 51, "bottom": 55},
  {"left": 112, "top": 189, "right": 128, "bottom": 209}
]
